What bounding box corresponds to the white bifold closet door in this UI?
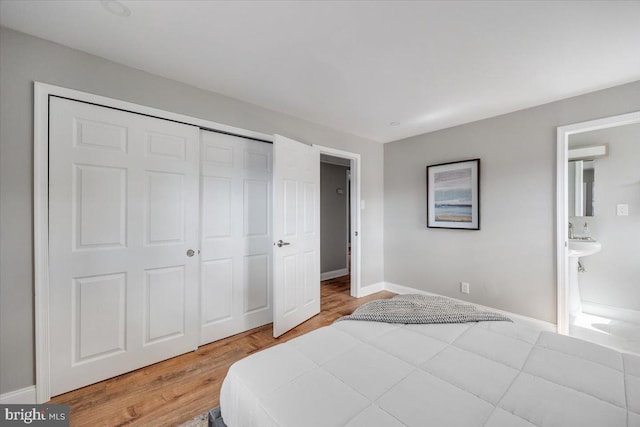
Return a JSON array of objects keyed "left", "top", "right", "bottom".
[
  {"left": 48, "top": 97, "right": 200, "bottom": 396},
  {"left": 200, "top": 131, "right": 273, "bottom": 344}
]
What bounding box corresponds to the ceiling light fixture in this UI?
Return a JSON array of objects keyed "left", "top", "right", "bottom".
[
  {"left": 390, "top": 122, "right": 400, "bottom": 126},
  {"left": 100, "top": 0, "right": 131, "bottom": 17}
]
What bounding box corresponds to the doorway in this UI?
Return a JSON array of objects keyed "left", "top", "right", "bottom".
[
  {"left": 556, "top": 110, "right": 640, "bottom": 355},
  {"left": 314, "top": 145, "right": 361, "bottom": 297},
  {"left": 320, "top": 155, "right": 351, "bottom": 297}
]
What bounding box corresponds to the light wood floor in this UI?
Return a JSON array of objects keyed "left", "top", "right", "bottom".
[{"left": 50, "top": 276, "right": 394, "bottom": 426}]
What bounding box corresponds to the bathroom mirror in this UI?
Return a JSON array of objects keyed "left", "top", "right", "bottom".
[
  {"left": 566, "top": 144, "right": 607, "bottom": 217},
  {"left": 568, "top": 160, "right": 594, "bottom": 216}
]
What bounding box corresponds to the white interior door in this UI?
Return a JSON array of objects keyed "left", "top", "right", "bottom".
[
  {"left": 200, "top": 130, "right": 273, "bottom": 344},
  {"left": 48, "top": 97, "right": 200, "bottom": 395},
  {"left": 273, "top": 135, "right": 320, "bottom": 337}
]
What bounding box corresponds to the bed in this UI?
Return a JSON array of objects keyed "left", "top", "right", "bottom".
[{"left": 219, "top": 296, "right": 640, "bottom": 427}]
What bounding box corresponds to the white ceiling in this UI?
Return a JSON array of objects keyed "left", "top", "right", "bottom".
[{"left": 2, "top": 1, "right": 640, "bottom": 143}]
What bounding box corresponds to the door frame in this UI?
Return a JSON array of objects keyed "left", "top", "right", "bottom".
[
  {"left": 313, "top": 145, "right": 362, "bottom": 298},
  {"left": 33, "top": 82, "right": 272, "bottom": 402},
  {"left": 555, "top": 110, "right": 640, "bottom": 335}
]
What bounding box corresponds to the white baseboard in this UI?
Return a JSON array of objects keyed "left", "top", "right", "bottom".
[
  {"left": 582, "top": 301, "right": 640, "bottom": 324},
  {"left": 382, "top": 281, "right": 557, "bottom": 332},
  {"left": 321, "top": 268, "right": 349, "bottom": 281},
  {"left": 383, "top": 281, "right": 424, "bottom": 296},
  {"left": 357, "top": 281, "right": 385, "bottom": 298},
  {"left": 0, "top": 386, "right": 37, "bottom": 404}
]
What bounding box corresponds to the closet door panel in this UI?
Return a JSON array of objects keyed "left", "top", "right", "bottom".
[
  {"left": 244, "top": 253, "right": 269, "bottom": 314},
  {"left": 48, "top": 97, "right": 200, "bottom": 396},
  {"left": 200, "top": 131, "right": 273, "bottom": 345}
]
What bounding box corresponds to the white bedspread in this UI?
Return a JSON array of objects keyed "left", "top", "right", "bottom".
[{"left": 220, "top": 319, "right": 640, "bottom": 427}]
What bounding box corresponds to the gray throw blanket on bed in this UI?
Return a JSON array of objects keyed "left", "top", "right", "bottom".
[{"left": 337, "top": 294, "right": 512, "bottom": 324}]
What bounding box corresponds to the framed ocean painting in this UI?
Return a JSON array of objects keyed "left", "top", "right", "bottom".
[{"left": 426, "top": 159, "right": 480, "bottom": 230}]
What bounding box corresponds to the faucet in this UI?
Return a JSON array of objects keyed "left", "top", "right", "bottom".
[{"left": 568, "top": 222, "right": 575, "bottom": 239}]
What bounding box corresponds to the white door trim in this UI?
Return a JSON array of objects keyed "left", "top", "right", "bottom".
[
  {"left": 313, "top": 145, "right": 362, "bottom": 298},
  {"left": 33, "top": 82, "right": 273, "bottom": 402},
  {"left": 556, "top": 110, "right": 640, "bottom": 335},
  {"left": 345, "top": 169, "right": 351, "bottom": 280}
]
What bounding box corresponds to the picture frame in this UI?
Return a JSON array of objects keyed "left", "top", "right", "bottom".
[{"left": 426, "top": 159, "right": 480, "bottom": 230}]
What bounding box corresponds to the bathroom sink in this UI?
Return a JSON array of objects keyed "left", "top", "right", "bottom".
[{"left": 568, "top": 239, "right": 602, "bottom": 257}]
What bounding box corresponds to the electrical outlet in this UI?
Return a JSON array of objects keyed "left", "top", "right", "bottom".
[
  {"left": 460, "top": 282, "right": 470, "bottom": 294},
  {"left": 617, "top": 204, "right": 629, "bottom": 216}
]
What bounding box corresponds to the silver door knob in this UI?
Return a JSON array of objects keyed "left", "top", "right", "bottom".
[
  {"left": 186, "top": 249, "right": 195, "bottom": 257},
  {"left": 276, "top": 240, "right": 290, "bottom": 248}
]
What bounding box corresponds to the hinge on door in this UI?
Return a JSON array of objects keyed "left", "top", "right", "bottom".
[{"left": 354, "top": 231, "right": 359, "bottom": 237}]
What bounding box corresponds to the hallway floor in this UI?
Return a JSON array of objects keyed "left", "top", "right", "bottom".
[{"left": 570, "top": 311, "right": 640, "bottom": 356}]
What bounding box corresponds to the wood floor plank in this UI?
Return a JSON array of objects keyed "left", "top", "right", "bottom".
[{"left": 49, "top": 276, "right": 394, "bottom": 426}]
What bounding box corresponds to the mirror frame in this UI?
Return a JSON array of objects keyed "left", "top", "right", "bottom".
[{"left": 556, "top": 110, "right": 640, "bottom": 334}]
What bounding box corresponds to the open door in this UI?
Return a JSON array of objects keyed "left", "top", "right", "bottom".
[{"left": 273, "top": 135, "right": 320, "bottom": 337}]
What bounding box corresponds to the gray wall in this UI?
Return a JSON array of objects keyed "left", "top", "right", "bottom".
[
  {"left": 0, "top": 27, "right": 384, "bottom": 394},
  {"left": 569, "top": 124, "right": 640, "bottom": 311},
  {"left": 321, "top": 163, "right": 349, "bottom": 274},
  {"left": 384, "top": 80, "right": 640, "bottom": 324}
]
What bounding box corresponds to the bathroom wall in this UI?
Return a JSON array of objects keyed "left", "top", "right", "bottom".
[{"left": 569, "top": 123, "right": 640, "bottom": 312}]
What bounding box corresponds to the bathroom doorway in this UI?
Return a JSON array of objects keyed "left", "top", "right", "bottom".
[{"left": 557, "top": 111, "right": 640, "bottom": 355}]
